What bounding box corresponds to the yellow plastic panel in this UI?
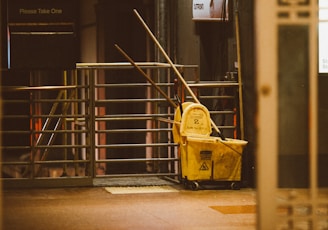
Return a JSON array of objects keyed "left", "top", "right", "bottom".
[
  {"left": 180, "top": 136, "right": 247, "bottom": 181},
  {"left": 179, "top": 103, "right": 212, "bottom": 138}
]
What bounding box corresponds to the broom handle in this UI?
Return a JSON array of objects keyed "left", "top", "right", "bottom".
[
  {"left": 114, "top": 44, "right": 177, "bottom": 108},
  {"left": 235, "top": 10, "right": 245, "bottom": 140},
  {"left": 133, "top": 9, "right": 224, "bottom": 139}
]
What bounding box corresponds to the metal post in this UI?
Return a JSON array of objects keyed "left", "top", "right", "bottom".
[
  {"left": 62, "top": 70, "right": 68, "bottom": 176},
  {"left": 89, "top": 69, "right": 96, "bottom": 178}
]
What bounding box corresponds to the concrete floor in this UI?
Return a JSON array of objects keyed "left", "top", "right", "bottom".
[{"left": 2, "top": 185, "right": 256, "bottom": 230}]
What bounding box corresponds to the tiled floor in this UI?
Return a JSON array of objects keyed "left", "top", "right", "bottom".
[{"left": 2, "top": 185, "right": 257, "bottom": 230}]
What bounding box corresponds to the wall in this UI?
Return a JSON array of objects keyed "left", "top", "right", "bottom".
[
  {"left": 80, "top": 0, "right": 97, "bottom": 63},
  {"left": 176, "top": 0, "right": 200, "bottom": 73}
]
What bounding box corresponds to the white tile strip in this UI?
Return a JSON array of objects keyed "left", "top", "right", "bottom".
[{"left": 104, "top": 186, "right": 179, "bottom": 194}]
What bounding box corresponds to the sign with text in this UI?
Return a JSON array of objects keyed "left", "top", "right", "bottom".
[
  {"left": 7, "top": 0, "right": 78, "bottom": 69},
  {"left": 193, "top": 0, "right": 229, "bottom": 21},
  {"left": 8, "top": 0, "right": 77, "bottom": 23}
]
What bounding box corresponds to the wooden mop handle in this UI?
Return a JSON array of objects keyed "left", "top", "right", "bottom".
[
  {"left": 133, "top": 9, "right": 224, "bottom": 139},
  {"left": 133, "top": 9, "right": 198, "bottom": 103},
  {"left": 114, "top": 44, "right": 177, "bottom": 108}
]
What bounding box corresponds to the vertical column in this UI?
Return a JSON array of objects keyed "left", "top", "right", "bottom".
[
  {"left": 255, "top": 0, "right": 278, "bottom": 228},
  {"left": 155, "top": 0, "right": 169, "bottom": 172},
  {"left": 308, "top": 1, "right": 319, "bottom": 229}
]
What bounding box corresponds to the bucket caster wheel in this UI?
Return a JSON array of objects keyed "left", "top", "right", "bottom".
[
  {"left": 191, "top": 181, "right": 199, "bottom": 191},
  {"left": 230, "top": 182, "right": 240, "bottom": 190}
]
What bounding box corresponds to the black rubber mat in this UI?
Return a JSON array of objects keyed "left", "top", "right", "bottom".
[{"left": 93, "top": 176, "right": 177, "bottom": 187}]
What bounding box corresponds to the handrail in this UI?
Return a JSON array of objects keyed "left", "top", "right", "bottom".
[
  {"left": 76, "top": 62, "right": 198, "bottom": 69},
  {"left": 187, "top": 82, "right": 239, "bottom": 87},
  {"left": 1, "top": 85, "right": 78, "bottom": 91}
]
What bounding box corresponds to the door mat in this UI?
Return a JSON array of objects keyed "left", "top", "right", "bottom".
[
  {"left": 210, "top": 205, "right": 256, "bottom": 214},
  {"left": 104, "top": 185, "right": 179, "bottom": 194},
  {"left": 94, "top": 176, "right": 176, "bottom": 187}
]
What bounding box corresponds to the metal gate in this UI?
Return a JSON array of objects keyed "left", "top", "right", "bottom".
[
  {"left": 1, "top": 70, "right": 92, "bottom": 187},
  {"left": 0, "top": 63, "right": 195, "bottom": 187},
  {"left": 77, "top": 62, "right": 182, "bottom": 181},
  {"left": 1, "top": 62, "right": 244, "bottom": 188}
]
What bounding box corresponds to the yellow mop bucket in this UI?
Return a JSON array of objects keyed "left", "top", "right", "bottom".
[{"left": 173, "top": 102, "right": 247, "bottom": 190}]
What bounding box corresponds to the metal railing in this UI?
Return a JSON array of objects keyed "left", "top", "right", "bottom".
[
  {"left": 1, "top": 63, "right": 243, "bottom": 188},
  {"left": 76, "top": 63, "right": 186, "bottom": 180},
  {"left": 1, "top": 70, "right": 92, "bottom": 187}
]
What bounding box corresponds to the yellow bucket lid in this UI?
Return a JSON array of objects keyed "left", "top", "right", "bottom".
[{"left": 179, "top": 103, "right": 212, "bottom": 138}]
